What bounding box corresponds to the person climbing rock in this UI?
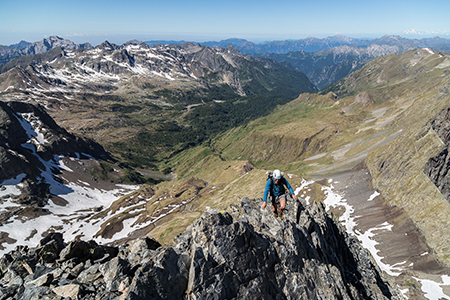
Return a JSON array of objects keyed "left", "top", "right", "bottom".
[{"left": 261, "top": 169, "right": 297, "bottom": 218}]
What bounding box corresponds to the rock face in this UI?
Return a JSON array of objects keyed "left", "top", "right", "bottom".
[
  {"left": 0, "top": 100, "right": 108, "bottom": 183},
  {"left": 1, "top": 36, "right": 92, "bottom": 60},
  {"left": 425, "top": 107, "right": 450, "bottom": 201},
  {"left": 0, "top": 198, "right": 402, "bottom": 299},
  {"left": 20, "top": 36, "right": 90, "bottom": 56}
]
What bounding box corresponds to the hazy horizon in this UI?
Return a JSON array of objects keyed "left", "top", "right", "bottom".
[
  {"left": 5, "top": 32, "right": 450, "bottom": 48},
  {"left": 2, "top": 0, "right": 450, "bottom": 46}
]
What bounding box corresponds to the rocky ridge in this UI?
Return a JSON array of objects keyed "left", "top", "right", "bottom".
[
  {"left": 425, "top": 106, "right": 450, "bottom": 201},
  {"left": 0, "top": 197, "right": 402, "bottom": 300},
  {"left": 0, "top": 36, "right": 92, "bottom": 64},
  {"left": 198, "top": 35, "right": 450, "bottom": 54},
  {"left": 0, "top": 100, "right": 107, "bottom": 184},
  {"left": 0, "top": 39, "right": 316, "bottom": 100}
]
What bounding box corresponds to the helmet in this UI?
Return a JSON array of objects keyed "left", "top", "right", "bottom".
[{"left": 273, "top": 169, "right": 282, "bottom": 180}]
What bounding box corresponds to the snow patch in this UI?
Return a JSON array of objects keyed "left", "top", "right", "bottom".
[
  {"left": 356, "top": 222, "right": 402, "bottom": 276},
  {"left": 414, "top": 275, "right": 450, "bottom": 300},
  {"left": 294, "top": 179, "right": 314, "bottom": 205},
  {"left": 0, "top": 144, "right": 139, "bottom": 255},
  {"left": 423, "top": 48, "right": 434, "bottom": 55},
  {"left": 322, "top": 179, "right": 401, "bottom": 276},
  {"left": 16, "top": 112, "right": 49, "bottom": 145},
  {"left": 368, "top": 191, "right": 380, "bottom": 201}
]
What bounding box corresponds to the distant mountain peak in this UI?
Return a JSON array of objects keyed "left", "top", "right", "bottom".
[
  {"left": 124, "top": 39, "right": 144, "bottom": 45},
  {"left": 9, "top": 40, "right": 31, "bottom": 50},
  {"left": 18, "top": 36, "right": 89, "bottom": 56},
  {"left": 97, "top": 40, "right": 118, "bottom": 51}
]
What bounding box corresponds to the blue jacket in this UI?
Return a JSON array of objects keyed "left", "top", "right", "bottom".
[{"left": 263, "top": 177, "right": 294, "bottom": 202}]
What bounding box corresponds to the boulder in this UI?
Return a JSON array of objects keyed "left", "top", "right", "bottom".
[
  {"left": 100, "top": 257, "right": 130, "bottom": 292},
  {"left": 52, "top": 283, "right": 80, "bottom": 299}
]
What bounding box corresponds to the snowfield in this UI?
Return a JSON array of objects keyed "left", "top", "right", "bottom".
[
  {"left": 295, "top": 178, "right": 450, "bottom": 300},
  {"left": 0, "top": 111, "right": 143, "bottom": 255},
  {"left": 0, "top": 158, "right": 140, "bottom": 255}
]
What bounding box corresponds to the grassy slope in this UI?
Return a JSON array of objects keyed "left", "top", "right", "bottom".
[
  {"left": 142, "top": 150, "right": 307, "bottom": 245},
  {"left": 145, "top": 90, "right": 369, "bottom": 244}
]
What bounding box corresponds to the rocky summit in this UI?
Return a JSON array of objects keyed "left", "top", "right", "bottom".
[{"left": 0, "top": 197, "right": 402, "bottom": 299}]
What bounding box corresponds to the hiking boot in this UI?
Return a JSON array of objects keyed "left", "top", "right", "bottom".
[{"left": 278, "top": 208, "right": 284, "bottom": 219}]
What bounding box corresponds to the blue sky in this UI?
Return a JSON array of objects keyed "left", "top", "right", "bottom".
[{"left": 1, "top": 0, "right": 449, "bottom": 46}]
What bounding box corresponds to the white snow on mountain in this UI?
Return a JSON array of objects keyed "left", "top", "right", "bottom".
[
  {"left": 33, "top": 44, "right": 189, "bottom": 91},
  {"left": 16, "top": 112, "right": 49, "bottom": 145},
  {"left": 0, "top": 159, "right": 140, "bottom": 256},
  {"left": 0, "top": 112, "right": 142, "bottom": 256},
  {"left": 317, "top": 179, "right": 450, "bottom": 299}
]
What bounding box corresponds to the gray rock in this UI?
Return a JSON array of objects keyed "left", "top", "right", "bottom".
[
  {"left": 426, "top": 107, "right": 450, "bottom": 201},
  {"left": 99, "top": 257, "right": 129, "bottom": 292},
  {"left": 59, "top": 240, "right": 117, "bottom": 263},
  {"left": 122, "top": 247, "right": 189, "bottom": 300},
  {"left": 25, "top": 272, "right": 53, "bottom": 287},
  {"left": 69, "top": 262, "right": 84, "bottom": 279},
  {"left": 17, "top": 285, "right": 51, "bottom": 300},
  {"left": 119, "top": 237, "right": 161, "bottom": 266},
  {"left": 77, "top": 264, "right": 102, "bottom": 284},
  {"left": 178, "top": 197, "right": 402, "bottom": 299},
  {"left": 0, "top": 198, "right": 403, "bottom": 299},
  {"left": 52, "top": 283, "right": 80, "bottom": 299},
  {"left": 37, "top": 233, "right": 65, "bottom": 264}
]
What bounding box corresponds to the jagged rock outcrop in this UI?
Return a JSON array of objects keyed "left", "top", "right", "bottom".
[
  {"left": 0, "top": 198, "right": 402, "bottom": 299},
  {"left": 0, "top": 100, "right": 108, "bottom": 183},
  {"left": 425, "top": 107, "right": 450, "bottom": 201},
  {"left": 18, "top": 36, "right": 92, "bottom": 57},
  {"left": 0, "top": 36, "right": 92, "bottom": 66}
]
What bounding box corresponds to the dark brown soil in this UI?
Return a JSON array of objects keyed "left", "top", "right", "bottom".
[
  {"left": 330, "top": 167, "right": 444, "bottom": 274},
  {"left": 327, "top": 166, "right": 449, "bottom": 299},
  {"left": 0, "top": 232, "right": 16, "bottom": 250}
]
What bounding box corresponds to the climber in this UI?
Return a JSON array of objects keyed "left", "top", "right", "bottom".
[{"left": 261, "top": 169, "right": 297, "bottom": 218}]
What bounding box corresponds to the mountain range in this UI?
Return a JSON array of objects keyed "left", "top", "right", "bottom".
[
  {"left": 3, "top": 35, "right": 450, "bottom": 92},
  {"left": 0, "top": 36, "right": 316, "bottom": 174},
  {"left": 145, "top": 34, "right": 450, "bottom": 54},
  {"left": 4, "top": 35, "right": 450, "bottom": 63},
  {"left": 258, "top": 44, "right": 411, "bottom": 89},
  {"left": 0, "top": 36, "right": 92, "bottom": 65},
  {"left": 1, "top": 34, "right": 450, "bottom": 299}
]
